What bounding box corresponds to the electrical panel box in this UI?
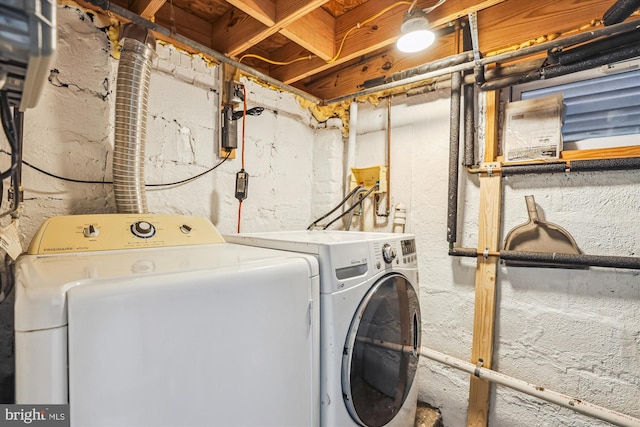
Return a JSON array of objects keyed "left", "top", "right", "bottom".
[
  {"left": 0, "top": 0, "right": 57, "bottom": 111},
  {"left": 349, "top": 166, "right": 388, "bottom": 194}
]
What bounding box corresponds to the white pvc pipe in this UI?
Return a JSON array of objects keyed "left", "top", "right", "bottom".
[
  {"left": 420, "top": 347, "right": 640, "bottom": 427},
  {"left": 345, "top": 101, "right": 358, "bottom": 197}
]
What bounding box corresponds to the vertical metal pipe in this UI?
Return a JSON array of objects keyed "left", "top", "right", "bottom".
[
  {"left": 463, "top": 83, "right": 475, "bottom": 167},
  {"left": 447, "top": 72, "right": 462, "bottom": 244},
  {"left": 345, "top": 102, "right": 358, "bottom": 196}
]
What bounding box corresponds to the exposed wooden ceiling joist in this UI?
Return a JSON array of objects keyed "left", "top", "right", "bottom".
[
  {"left": 76, "top": 0, "right": 635, "bottom": 101},
  {"left": 213, "top": 0, "right": 330, "bottom": 58},
  {"left": 131, "top": 0, "right": 167, "bottom": 18},
  {"left": 271, "top": 0, "right": 507, "bottom": 84}
]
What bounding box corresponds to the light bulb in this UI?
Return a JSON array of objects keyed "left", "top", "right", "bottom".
[
  {"left": 396, "top": 9, "right": 436, "bottom": 53},
  {"left": 397, "top": 29, "right": 435, "bottom": 53}
]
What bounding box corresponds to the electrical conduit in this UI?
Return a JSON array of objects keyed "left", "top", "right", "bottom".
[
  {"left": 113, "top": 24, "right": 156, "bottom": 214},
  {"left": 420, "top": 347, "right": 640, "bottom": 427}
]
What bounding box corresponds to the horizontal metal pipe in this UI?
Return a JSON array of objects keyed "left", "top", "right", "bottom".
[
  {"left": 603, "top": 0, "right": 640, "bottom": 26},
  {"left": 500, "top": 163, "right": 568, "bottom": 175},
  {"left": 327, "top": 19, "right": 640, "bottom": 104},
  {"left": 478, "top": 19, "right": 640, "bottom": 67},
  {"left": 550, "top": 29, "right": 640, "bottom": 65},
  {"left": 326, "top": 53, "right": 475, "bottom": 105},
  {"left": 570, "top": 156, "right": 640, "bottom": 172},
  {"left": 480, "top": 70, "right": 542, "bottom": 92},
  {"left": 501, "top": 250, "right": 640, "bottom": 269},
  {"left": 495, "top": 157, "right": 640, "bottom": 176},
  {"left": 83, "top": 0, "right": 322, "bottom": 104},
  {"left": 421, "top": 347, "right": 640, "bottom": 427},
  {"left": 388, "top": 52, "right": 475, "bottom": 83},
  {"left": 482, "top": 41, "right": 640, "bottom": 91},
  {"left": 449, "top": 247, "right": 640, "bottom": 270},
  {"left": 543, "top": 42, "right": 640, "bottom": 80}
]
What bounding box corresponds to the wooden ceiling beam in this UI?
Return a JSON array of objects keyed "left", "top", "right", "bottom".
[
  {"left": 154, "top": 3, "right": 213, "bottom": 47},
  {"left": 279, "top": 8, "right": 335, "bottom": 61},
  {"left": 211, "top": 10, "right": 275, "bottom": 56},
  {"left": 226, "top": 0, "right": 276, "bottom": 26},
  {"left": 212, "top": 0, "right": 330, "bottom": 58},
  {"left": 271, "top": 0, "right": 506, "bottom": 84},
  {"left": 477, "top": 0, "right": 614, "bottom": 54},
  {"left": 275, "top": 0, "right": 331, "bottom": 23},
  {"left": 293, "top": 33, "right": 456, "bottom": 100},
  {"left": 130, "top": 0, "right": 167, "bottom": 18}
]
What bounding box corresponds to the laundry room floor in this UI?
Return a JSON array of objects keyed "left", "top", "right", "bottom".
[{"left": 414, "top": 401, "right": 443, "bottom": 427}]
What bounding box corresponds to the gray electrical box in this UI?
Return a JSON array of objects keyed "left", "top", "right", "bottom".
[{"left": 0, "top": 0, "right": 56, "bottom": 110}]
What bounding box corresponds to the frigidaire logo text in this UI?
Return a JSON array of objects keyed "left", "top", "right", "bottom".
[{"left": 4, "top": 407, "right": 65, "bottom": 424}]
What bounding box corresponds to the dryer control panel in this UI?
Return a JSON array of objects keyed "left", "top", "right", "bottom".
[{"left": 28, "top": 214, "right": 225, "bottom": 254}]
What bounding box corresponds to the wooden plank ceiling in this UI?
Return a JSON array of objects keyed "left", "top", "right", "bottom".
[{"left": 96, "top": 0, "right": 621, "bottom": 100}]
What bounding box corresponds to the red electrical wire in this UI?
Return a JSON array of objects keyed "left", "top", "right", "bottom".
[{"left": 237, "top": 85, "right": 248, "bottom": 233}]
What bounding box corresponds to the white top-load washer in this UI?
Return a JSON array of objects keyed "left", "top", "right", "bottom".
[
  {"left": 225, "top": 230, "right": 421, "bottom": 427},
  {"left": 15, "top": 214, "right": 319, "bottom": 427}
]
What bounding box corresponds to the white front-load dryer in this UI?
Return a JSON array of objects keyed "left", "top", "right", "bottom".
[
  {"left": 226, "top": 230, "right": 421, "bottom": 427},
  {"left": 15, "top": 214, "right": 320, "bottom": 427}
]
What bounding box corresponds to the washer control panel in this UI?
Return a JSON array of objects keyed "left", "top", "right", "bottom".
[
  {"left": 28, "top": 214, "right": 225, "bottom": 254},
  {"left": 372, "top": 237, "right": 417, "bottom": 270}
]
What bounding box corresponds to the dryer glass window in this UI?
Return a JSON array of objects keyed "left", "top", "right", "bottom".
[{"left": 342, "top": 273, "right": 421, "bottom": 427}]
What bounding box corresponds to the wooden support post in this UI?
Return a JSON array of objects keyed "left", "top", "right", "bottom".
[{"left": 467, "top": 90, "right": 502, "bottom": 427}]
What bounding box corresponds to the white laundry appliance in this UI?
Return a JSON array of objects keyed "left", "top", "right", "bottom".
[
  {"left": 225, "top": 230, "right": 421, "bottom": 427},
  {"left": 14, "top": 214, "right": 319, "bottom": 427}
]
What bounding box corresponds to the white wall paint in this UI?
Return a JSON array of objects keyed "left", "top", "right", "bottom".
[
  {"left": 0, "top": 4, "right": 323, "bottom": 401},
  {"left": 1, "top": 5, "right": 638, "bottom": 427},
  {"left": 353, "top": 94, "right": 640, "bottom": 426}
]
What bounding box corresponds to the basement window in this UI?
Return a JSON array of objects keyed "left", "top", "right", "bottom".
[{"left": 510, "top": 59, "right": 640, "bottom": 151}]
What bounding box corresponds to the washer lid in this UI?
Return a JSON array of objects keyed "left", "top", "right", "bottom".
[
  {"left": 342, "top": 273, "right": 421, "bottom": 427},
  {"left": 14, "top": 243, "right": 318, "bottom": 332}
]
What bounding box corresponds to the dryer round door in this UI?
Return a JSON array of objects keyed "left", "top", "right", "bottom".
[{"left": 342, "top": 273, "right": 421, "bottom": 427}]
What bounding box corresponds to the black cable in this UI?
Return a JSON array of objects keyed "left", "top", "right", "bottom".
[
  {"left": 322, "top": 185, "right": 379, "bottom": 230},
  {"left": 307, "top": 185, "right": 364, "bottom": 230},
  {"left": 0, "top": 108, "right": 23, "bottom": 219},
  {"left": 19, "top": 157, "right": 109, "bottom": 184},
  {"left": 0, "top": 149, "right": 232, "bottom": 187},
  {"left": 146, "top": 150, "right": 232, "bottom": 187},
  {"left": 0, "top": 92, "right": 19, "bottom": 181}
]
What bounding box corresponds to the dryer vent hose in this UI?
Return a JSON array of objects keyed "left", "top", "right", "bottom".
[{"left": 113, "top": 24, "right": 156, "bottom": 214}]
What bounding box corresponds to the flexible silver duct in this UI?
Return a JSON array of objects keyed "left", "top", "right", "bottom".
[{"left": 113, "top": 24, "right": 156, "bottom": 214}]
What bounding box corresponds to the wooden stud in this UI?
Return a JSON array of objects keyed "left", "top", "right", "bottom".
[
  {"left": 212, "top": 0, "right": 330, "bottom": 58},
  {"left": 279, "top": 8, "right": 335, "bottom": 61},
  {"left": 130, "top": 0, "right": 166, "bottom": 19},
  {"left": 227, "top": 0, "right": 277, "bottom": 26},
  {"left": 467, "top": 90, "right": 501, "bottom": 427},
  {"left": 561, "top": 145, "right": 640, "bottom": 160}
]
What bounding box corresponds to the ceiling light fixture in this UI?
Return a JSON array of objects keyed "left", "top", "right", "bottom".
[
  {"left": 397, "top": 7, "right": 435, "bottom": 53},
  {"left": 397, "top": 0, "right": 447, "bottom": 53}
]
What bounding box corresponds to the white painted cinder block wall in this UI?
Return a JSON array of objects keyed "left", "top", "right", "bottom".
[{"left": 0, "top": 5, "right": 638, "bottom": 427}]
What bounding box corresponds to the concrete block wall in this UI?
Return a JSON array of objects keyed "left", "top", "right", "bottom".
[
  {"left": 353, "top": 94, "right": 640, "bottom": 426},
  {"left": 0, "top": 4, "right": 322, "bottom": 401},
  {"left": 1, "top": 5, "right": 638, "bottom": 427}
]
